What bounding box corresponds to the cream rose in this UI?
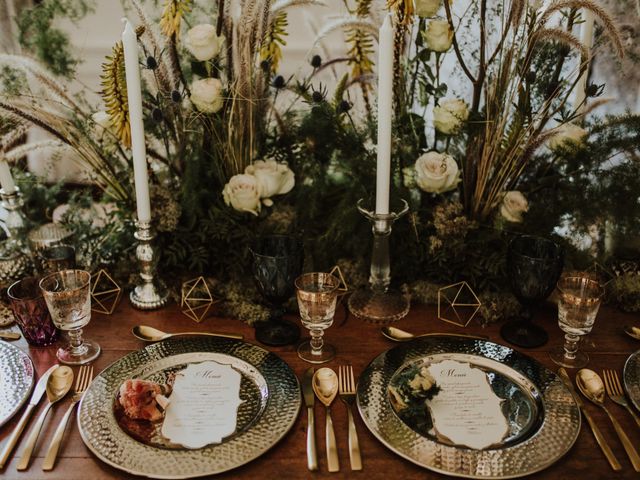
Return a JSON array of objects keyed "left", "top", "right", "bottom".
[
  {"left": 415, "top": 0, "right": 442, "bottom": 18},
  {"left": 222, "top": 174, "right": 261, "bottom": 216},
  {"left": 548, "top": 123, "right": 588, "bottom": 151},
  {"left": 414, "top": 151, "right": 460, "bottom": 194},
  {"left": 423, "top": 19, "right": 453, "bottom": 52},
  {"left": 500, "top": 191, "right": 529, "bottom": 223},
  {"left": 433, "top": 98, "right": 469, "bottom": 134},
  {"left": 190, "top": 78, "right": 224, "bottom": 113},
  {"left": 185, "top": 24, "right": 224, "bottom": 61},
  {"left": 245, "top": 159, "right": 295, "bottom": 206}
]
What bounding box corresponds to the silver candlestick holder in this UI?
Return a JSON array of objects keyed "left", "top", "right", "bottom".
[
  {"left": 130, "top": 220, "right": 168, "bottom": 310},
  {"left": 1, "top": 187, "right": 28, "bottom": 250},
  {"left": 348, "top": 198, "right": 410, "bottom": 324}
]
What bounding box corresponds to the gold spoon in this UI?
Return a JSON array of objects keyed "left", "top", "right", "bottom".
[
  {"left": 16, "top": 366, "right": 73, "bottom": 471},
  {"left": 0, "top": 331, "right": 21, "bottom": 340},
  {"left": 623, "top": 325, "right": 640, "bottom": 341},
  {"left": 576, "top": 368, "right": 640, "bottom": 472},
  {"left": 381, "top": 326, "right": 489, "bottom": 342},
  {"left": 132, "top": 325, "right": 243, "bottom": 342},
  {"left": 312, "top": 368, "right": 339, "bottom": 473}
]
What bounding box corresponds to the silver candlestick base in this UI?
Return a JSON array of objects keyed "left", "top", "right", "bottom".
[
  {"left": 130, "top": 221, "right": 168, "bottom": 310},
  {"left": 348, "top": 198, "right": 410, "bottom": 324},
  {"left": 1, "top": 187, "right": 28, "bottom": 250}
]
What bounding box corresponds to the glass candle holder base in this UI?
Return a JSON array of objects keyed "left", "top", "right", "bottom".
[
  {"left": 348, "top": 288, "right": 410, "bottom": 324},
  {"left": 549, "top": 345, "right": 589, "bottom": 369},
  {"left": 56, "top": 337, "right": 101, "bottom": 365},
  {"left": 500, "top": 318, "right": 548, "bottom": 348},
  {"left": 254, "top": 318, "right": 300, "bottom": 346},
  {"left": 297, "top": 341, "right": 336, "bottom": 364}
]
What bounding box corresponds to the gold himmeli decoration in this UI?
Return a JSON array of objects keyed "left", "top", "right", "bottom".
[
  {"left": 437, "top": 281, "right": 481, "bottom": 327},
  {"left": 181, "top": 276, "right": 219, "bottom": 323},
  {"left": 329, "top": 265, "right": 350, "bottom": 297},
  {"left": 91, "top": 269, "right": 122, "bottom": 315}
]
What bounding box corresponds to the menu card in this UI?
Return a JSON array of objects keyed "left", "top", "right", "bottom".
[
  {"left": 161, "top": 361, "right": 243, "bottom": 449},
  {"left": 426, "top": 360, "right": 508, "bottom": 449}
]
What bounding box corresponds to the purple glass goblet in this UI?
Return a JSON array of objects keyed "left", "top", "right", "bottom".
[{"left": 7, "top": 277, "right": 59, "bottom": 346}]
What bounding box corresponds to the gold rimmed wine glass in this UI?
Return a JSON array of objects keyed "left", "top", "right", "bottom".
[
  {"left": 39, "top": 269, "right": 100, "bottom": 365},
  {"left": 295, "top": 272, "right": 340, "bottom": 364}
]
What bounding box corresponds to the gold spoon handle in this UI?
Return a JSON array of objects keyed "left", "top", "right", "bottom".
[
  {"left": 0, "top": 403, "right": 36, "bottom": 468},
  {"left": 604, "top": 406, "right": 640, "bottom": 472},
  {"left": 581, "top": 407, "right": 621, "bottom": 471},
  {"left": 42, "top": 400, "right": 79, "bottom": 471},
  {"left": 176, "top": 332, "right": 244, "bottom": 340},
  {"left": 325, "top": 407, "right": 339, "bottom": 472},
  {"left": 17, "top": 402, "right": 53, "bottom": 471}
]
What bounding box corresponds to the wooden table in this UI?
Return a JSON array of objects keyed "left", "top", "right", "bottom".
[{"left": 1, "top": 299, "right": 639, "bottom": 479}]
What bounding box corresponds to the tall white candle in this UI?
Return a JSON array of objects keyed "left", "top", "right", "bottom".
[
  {"left": 573, "top": 10, "right": 594, "bottom": 114},
  {"left": 122, "top": 18, "right": 151, "bottom": 224},
  {"left": 0, "top": 157, "right": 16, "bottom": 194},
  {"left": 375, "top": 14, "right": 394, "bottom": 215}
]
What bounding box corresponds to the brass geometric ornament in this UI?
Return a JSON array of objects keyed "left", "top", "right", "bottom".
[
  {"left": 328, "top": 265, "right": 350, "bottom": 297},
  {"left": 91, "top": 269, "right": 122, "bottom": 315},
  {"left": 437, "top": 281, "right": 481, "bottom": 327},
  {"left": 181, "top": 276, "right": 219, "bottom": 323}
]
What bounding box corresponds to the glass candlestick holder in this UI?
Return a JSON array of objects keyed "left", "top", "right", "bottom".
[
  {"left": 1, "top": 187, "right": 28, "bottom": 250},
  {"left": 130, "top": 220, "right": 168, "bottom": 310},
  {"left": 348, "top": 198, "right": 410, "bottom": 324}
]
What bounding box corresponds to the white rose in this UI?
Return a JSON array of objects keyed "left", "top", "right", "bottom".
[
  {"left": 548, "top": 123, "right": 588, "bottom": 151},
  {"left": 222, "top": 174, "right": 261, "bottom": 216},
  {"left": 423, "top": 19, "right": 453, "bottom": 52},
  {"left": 185, "top": 24, "right": 224, "bottom": 61},
  {"left": 245, "top": 159, "right": 295, "bottom": 206},
  {"left": 190, "top": 78, "right": 224, "bottom": 113},
  {"left": 414, "top": 151, "right": 460, "bottom": 194},
  {"left": 500, "top": 191, "right": 529, "bottom": 223},
  {"left": 433, "top": 98, "right": 469, "bottom": 134},
  {"left": 415, "top": 0, "right": 442, "bottom": 18}
]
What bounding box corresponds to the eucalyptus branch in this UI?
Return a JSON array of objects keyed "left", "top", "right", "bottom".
[{"left": 443, "top": 0, "right": 476, "bottom": 84}]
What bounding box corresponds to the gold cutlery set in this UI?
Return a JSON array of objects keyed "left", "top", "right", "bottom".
[
  {"left": 0, "top": 364, "right": 93, "bottom": 471},
  {"left": 559, "top": 367, "right": 640, "bottom": 472},
  {"left": 302, "top": 366, "right": 362, "bottom": 472}
]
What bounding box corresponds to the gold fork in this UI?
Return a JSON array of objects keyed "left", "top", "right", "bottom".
[
  {"left": 42, "top": 365, "right": 94, "bottom": 471},
  {"left": 603, "top": 369, "right": 640, "bottom": 428},
  {"left": 338, "top": 365, "right": 362, "bottom": 471}
]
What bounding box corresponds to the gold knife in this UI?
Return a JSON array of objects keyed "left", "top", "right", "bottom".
[
  {"left": 557, "top": 368, "right": 621, "bottom": 471},
  {"left": 301, "top": 367, "right": 318, "bottom": 471},
  {"left": 0, "top": 364, "right": 59, "bottom": 469}
]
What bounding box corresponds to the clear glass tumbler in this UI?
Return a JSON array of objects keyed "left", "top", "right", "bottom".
[
  {"left": 295, "top": 272, "right": 340, "bottom": 364},
  {"left": 39, "top": 269, "right": 100, "bottom": 365},
  {"left": 549, "top": 275, "right": 604, "bottom": 369}
]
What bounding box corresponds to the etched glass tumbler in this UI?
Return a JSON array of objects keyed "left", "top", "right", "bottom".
[{"left": 40, "top": 269, "right": 100, "bottom": 365}]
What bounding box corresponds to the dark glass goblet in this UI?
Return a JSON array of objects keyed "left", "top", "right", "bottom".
[
  {"left": 500, "top": 235, "right": 564, "bottom": 348},
  {"left": 251, "top": 234, "right": 303, "bottom": 346}
]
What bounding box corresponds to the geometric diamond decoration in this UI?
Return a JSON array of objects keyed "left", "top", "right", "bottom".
[
  {"left": 91, "top": 269, "right": 122, "bottom": 315},
  {"left": 180, "top": 276, "right": 219, "bottom": 323},
  {"left": 328, "top": 265, "right": 350, "bottom": 297},
  {"left": 437, "top": 281, "right": 481, "bottom": 327}
]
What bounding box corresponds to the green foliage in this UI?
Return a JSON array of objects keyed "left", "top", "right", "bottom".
[{"left": 16, "top": 0, "right": 94, "bottom": 77}]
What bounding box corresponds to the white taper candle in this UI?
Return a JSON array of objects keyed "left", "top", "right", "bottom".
[
  {"left": 122, "top": 18, "right": 151, "bottom": 224},
  {"left": 375, "top": 14, "right": 394, "bottom": 215},
  {"left": 0, "top": 156, "right": 16, "bottom": 194},
  {"left": 573, "top": 10, "right": 594, "bottom": 114}
]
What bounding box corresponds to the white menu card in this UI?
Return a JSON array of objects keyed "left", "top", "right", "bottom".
[
  {"left": 426, "top": 360, "right": 508, "bottom": 449},
  {"left": 162, "top": 361, "right": 243, "bottom": 449}
]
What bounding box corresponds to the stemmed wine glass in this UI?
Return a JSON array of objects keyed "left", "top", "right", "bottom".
[
  {"left": 250, "top": 234, "right": 304, "bottom": 346},
  {"left": 39, "top": 269, "right": 100, "bottom": 365},
  {"left": 500, "top": 235, "right": 564, "bottom": 348},
  {"left": 550, "top": 274, "right": 604, "bottom": 368},
  {"left": 295, "top": 272, "right": 340, "bottom": 364}
]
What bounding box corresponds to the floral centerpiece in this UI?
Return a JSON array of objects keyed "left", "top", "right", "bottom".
[{"left": 1, "top": 0, "right": 639, "bottom": 320}]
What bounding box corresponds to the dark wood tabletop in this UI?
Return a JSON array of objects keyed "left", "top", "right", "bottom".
[{"left": 0, "top": 296, "right": 639, "bottom": 480}]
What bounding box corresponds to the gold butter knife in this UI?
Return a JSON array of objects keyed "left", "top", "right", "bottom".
[
  {"left": 301, "top": 368, "right": 318, "bottom": 471},
  {"left": 557, "top": 368, "right": 621, "bottom": 471}
]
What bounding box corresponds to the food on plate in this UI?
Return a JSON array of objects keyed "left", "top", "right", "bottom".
[{"left": 118, "top": 378, "right": 172, "bottom": 422}]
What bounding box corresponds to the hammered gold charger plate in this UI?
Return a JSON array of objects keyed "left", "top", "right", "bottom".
[
  {"left": 357, "top": 336, "right": 580, "bottom": 479},
  {"left": 78, "top": 337, "right": 300, "bottom": 479}
]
